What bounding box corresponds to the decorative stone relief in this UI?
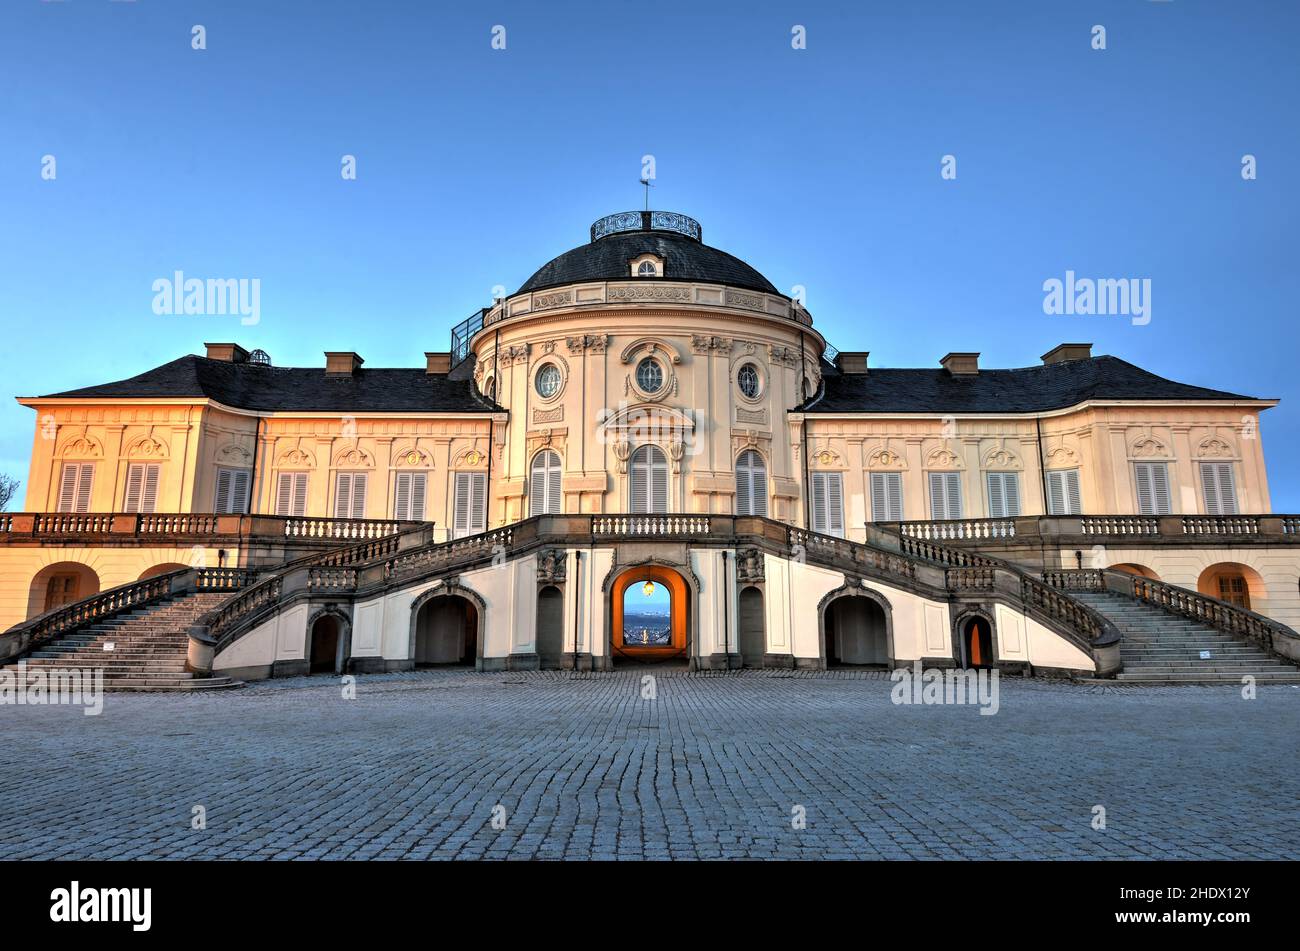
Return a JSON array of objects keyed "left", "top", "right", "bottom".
[
  {"left": 725, "top": 289, "right": 763, "bottom": 310},
  {"left": 736, "top": 408, "right": 768, "bottom": 425},
  {"left": 533, "top": 407, "right": 564, "bottom": 424},
  {"left": 926, "top": 447, "right": 963, "bottom": 469},
  {"left": 607, "top": 285, "right": 691, "bottom": 303},
  {"left": 566, "top": 334, "right": 609, "bottom": 354},
  {"left": 613, "top": 438, "right": 630, "bottom": 473},
  {"left": 866, "top": 446, "right": 906, "bottom": 469},
  {"left": 1196, "top": 437, "right": 1234, "bottom": 458},
  {"left": 736, "top": 547, "right": 765, "bottom": 584},
  {"left": 59, "top": 435, "right": 103, "bottom": 458},
  {"left": 1130, "top": 436, "right": 1168, "bottom": 459},
  {"left": 533, "top": 291, "right": 573, "bottom": 310},
  {"left": 691, "top": 334, "right": 732, "bottom": 355},
  {"left": 769, "top": 345, "right": 800, "bottom": 368},
  {"left": 983, "top": 447, "right": 1022, "bottom": 470},
  {"left": 536, "top": 548, "right": 567, "bottom": 585}
]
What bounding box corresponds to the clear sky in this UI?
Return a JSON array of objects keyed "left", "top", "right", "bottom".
[{"left": 1, "top": 1, "right": 1297, "bottom": 507}]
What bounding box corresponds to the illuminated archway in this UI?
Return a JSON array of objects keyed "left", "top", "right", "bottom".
[
  {"left": 28, "top": 562, "right": 100, "bottom": 618},
  {"left": 611, "top": 565, "right": 688, "bottom": 662},
  {"left": 139, "top": 563, "right": 188, "bottom": 582},
  {"left": 1198, "top": 563, "right": 1265, "bottom": 611},
  {"left": 1110, "top": 563, "right": 1159, "bottom": 581}
]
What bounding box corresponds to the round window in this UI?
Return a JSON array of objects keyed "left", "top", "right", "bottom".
[
  {"left": 535, "top": 363, "right": 562, "bottom": 399},
  {"left": 737, "top": 363, "right": 760, "bottom": 399},
  {"left": 636, "top": 357, "right": 664, "bottom": 393}
]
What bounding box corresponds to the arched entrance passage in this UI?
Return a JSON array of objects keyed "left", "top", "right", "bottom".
[
  {"left": 536, "top": 585, "right": 564, "bottom": 668},
  {"left": 412, "top": 592, "right": 480, "bottom": 667},
  {"left": 959, "top": 614, "right": 995, "bottom": 669},
  {"left": 610, "top": 565, "right": 688, "bottom": 664},
  {"left": 308, "top": 613, "right": 343, "bottom": 675},
  {"left": 1198, "top": 563, "right": 1264, "bottom": 611},
  {"left": 28, "top": 562, "right": 100, "bottom": 618},
  {"left": 738, "top": 586, "right": 765, "bottom": 667},
  {"left": 823, "top": 590, "right": 890, "bottom": 668},
  {"left": 139, "top": 563, "right": 188, "bottom": 582},
  {"left": 1111, "top": 563, "right": 1159, "bottom": 581}
]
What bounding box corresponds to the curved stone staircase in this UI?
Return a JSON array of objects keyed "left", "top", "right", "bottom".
[
  {"left": 1070, "top": 591, "right": 1300, "bottom": 684},
  {"left": 0, "top": 592, "right": 243, "bottom": 691}
]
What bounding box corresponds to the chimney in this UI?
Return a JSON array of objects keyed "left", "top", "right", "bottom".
[
  {"left": 837, "top": 351, "right": 869, "bottom": 375},
  {"left": 940, "top": 352, "right": 980, "bottom": 376},
  {"left": 325, "top": 351, "right": 364, "bottom": 376},
  {"left": 424, "top": 352, "right": 451, "bottom": 374},
  {"left": 205, "top": 342, "right": 249, "bottom": 363},
  {"left": 1041, "top": 342, "right": 1093, "bottom": 365}
]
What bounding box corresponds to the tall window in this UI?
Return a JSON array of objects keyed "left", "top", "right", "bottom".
[
  {"left": 1200, "top": 463, "right": 1238, "bottom": 515},
  {"left": 453, "top": 471, "right": 487, "bottom": 538},
  {"left": 393, "top": 471, "right": 427, "bottom": 521},
  {"left": 735, "top": 449, "right": 768, "bottom": 517},
  {"left": 1045, "top": 469, "right": 1082, "bottom": 515},
  {"left": 630, "top": 445, "right": 669, "bottom": 514},
  {"left": 123, "top": 463, "right": 160, "bottom": 514},
  {"left": 1134, "top": 462, "right": 1172, "bottom": 515},
  {"left": 870, "top": 472, "right": 903, "bottom": 521},
  {"left": 334, "top": 472, "right": 368, "bottom": 519},
  {"left": 57, "top": 463, "right": 94, "bottom": 513},
  {"left": 985, "top": 472, "right": 1021, "bottom": 518},
  {"left": 275, "top": 472, "right": 309, "bottom": 517},
  {"left": 214, "top": 467, "right": 251, "bottom": 514},
  {"left": 811, "top": 471, "right": 844, "bottom": 537},
  {"left": 928, "top": 472, "right": 963, "bottom": 520},
  {"left": 530, "top": 450, "right": 562, "bottom": 515}
]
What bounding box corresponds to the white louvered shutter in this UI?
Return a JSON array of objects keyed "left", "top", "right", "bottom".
[
  {"left": 227, "top": 468, "right": 250, "bottom": 513},
  {"left": 335, "top": 473, "right": 367, "bottom": 519},
  {"left": 123, "top": 464, "right": 159, "bottom": 514},
  {"left": 812, "top": 472, "right": 844, "bottom": 537},
  {"left": 215, "top": 468, "right": 233, "bottom": 513},
  {"left": 453, "top": 472, "right": 486, "bottom": 537},
  {"left": 630, "top": 446, "right": 668, "bottom": 514},
  {"left": 986, "top": 472, "right": 1020, "bottom": 518},
  {"left": 409, "top": 471, "right": 426, "bottom": 520},
  {"left": 58, "top": 464, "right": 94, "bottom": 513},
  {"left": 929, "top": 472, "right": 963, "bottom": 519},
  {"left": 1046, "top": 469, "right": 1082, "bottom": 515},
  {"left": 736, "top": 450, "right": 767, "bottom": 517},
  {"left": 870, "top": 472, "right": 903, "bottom": 521},
  {"left": 1134, "top": 463, "right": 1171, "bottom": 515},
  {"left": 395, "top": 471, "right": 428, "bottom": 520},
  {"left": 1201, "top": 463, "right": 1237, "bottom": 515},
  {"left": 531, "top": 451, "right": 561, "bottom": 515},
  {"left": 453, "top": 472, "right": 471, "bottom": 536},
  {"left": 276, "top": 472, "right": 308, "bottom": 517},
  {"left": 469, "top": 472, "right": 486, "bottom": 533}
]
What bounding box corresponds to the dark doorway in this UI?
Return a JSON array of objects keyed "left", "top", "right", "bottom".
[
  {"left": 536, "top": 585, "right": 564, "bottom": 668},
  {"left": 309, "top": 615, "right": 341, "bottom": 674},
  {"left": 738, "top": 586, "right": 765, "bottom": 667},
  {"left": 961, "top": 616, "right": 994, "bottom": 668},
  {"left": 414, "top": 595, "right": 478, "bottom": 667},
  {"left": 825, "top": 596, "right": 888, "bottom": 668}
]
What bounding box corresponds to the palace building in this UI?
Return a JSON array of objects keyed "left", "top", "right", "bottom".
[{"left": 3, "top": 210, "right": 1298, "bottom": 687}]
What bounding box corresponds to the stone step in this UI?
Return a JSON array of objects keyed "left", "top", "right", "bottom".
[{"left": 1116, "top": 671, "right": 1300, "bottom": 683}]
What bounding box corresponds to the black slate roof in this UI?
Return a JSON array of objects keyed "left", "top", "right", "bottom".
[
  {"left": 518, "top": 231, "right": 779, "bottom": 296},
  {"left": 36, "top": 355, "right": 501, "bottom": 413},
  {"left": 799, "top": 356, "right": 1260, "bottom": 414}
]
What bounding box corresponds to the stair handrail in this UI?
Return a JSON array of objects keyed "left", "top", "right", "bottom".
[
  {"left": 1043, "top": 567, "right": 1300, "bottom": 665},
  {"left": 864, "top": 523, "right": 1122, "bottom": 655},
  {"left": 0, "top": 565, "right": 254, "bottom": 663}
]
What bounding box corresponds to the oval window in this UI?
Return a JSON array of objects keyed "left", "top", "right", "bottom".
[
  {"left": 737, "top": 363, "right": 760, "bottom": 399},
  {"left": 536, "top": 364, "right": 562, "bottom": 398},
  {"left": 636, "top": 357, "right": 664, "bottom": 393}
]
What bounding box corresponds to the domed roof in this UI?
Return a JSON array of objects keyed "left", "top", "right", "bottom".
[{"left": 516, "top": 211, "right": 780, "bottom": 297}]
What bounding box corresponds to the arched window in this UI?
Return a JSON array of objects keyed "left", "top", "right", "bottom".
[
  {"left": 530, "top": 449, "right": 562, "bottom": 515},
  {"left": 629, "top": 445, "right": 669, "bottom": 513},
  {"left": 637, "top": 260, "right": 658, "bottom": 277},
  {"left": 735, "top": 449, "right": 768, "bottom": 516}
]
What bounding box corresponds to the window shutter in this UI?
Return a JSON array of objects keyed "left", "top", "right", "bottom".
[
  {"left": 630, "top": 446, "right": 668, "bottom": 514},
  {"left": 929, "top": 472, "right": 962, "bottom": 519},
  {"left": 1135, "top": 463, "right": 1171, "bottom": 515},
  {"left": 58, "top": 466, "right": 77, "bottom": 513},
  {"left": 812, "top": 472, "right": 828, "bottom": 532},
  {"left": 987, "top": 472, "right": 1020, "bottom": 518},
  {"left": 335, "top": 473, "right": 352, "bottom": 519},
  {"left": 736, "top": 450, "right": 767, "bottom": 517},
  {"left": 1201, "top": 463, "right": 1237, "bottom": 515},
  {"left": 1065, "top": 469, "right": 1081, "bottom": 515},
  {"left": 453, "top": 472, "right": 471, "bottom": 536},
  {"left": 215, "top": 468, "right": 233, "bottom": 513},
  {"left": 276, "top": 473, "right": 293, "bottom": 516},
  {"left": 651, "top": 451, "right": 667, "bottom": 513},
  {"left": 291, "top": 472, "right": 308, "bottom": 517},
  {"left": 229, "top": 468, "right": 250, "bottom": 514},
  {"left": 827, "top": 472, "right": 844, "bottom": 536},
  {"left": 351, "top": 473, "right": 367, "bottom": 518},
  {"left": 141, "top": 465, "right": 159, "bottom": 514},
  {"left": 469, "top": 472, "right": 486, "bottom": 533},
  {"left": 1046, "top": 471, "right": 1066, "bottom": 515},
  {"left": 547, "top": 458, "right": 561, "bottom": 515},
  {"left": 410, "top": 472, "right": 426, "bottom": 520},
  {"left": 870, "top": 472, "right": 903, "bottom": 521},
  {"left": 630, "top": 449, "right": 648, "bottom": 513},
  {"left": 124, "top": 464, "right": 145, "bottom": 513},
  {"left": 394, "top": 472, "right": 411, "bottom": 520}
]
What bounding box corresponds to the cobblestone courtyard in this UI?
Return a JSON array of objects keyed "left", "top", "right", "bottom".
[{"left": 2, "top": 670, "right": 1298, "bottom": 860}]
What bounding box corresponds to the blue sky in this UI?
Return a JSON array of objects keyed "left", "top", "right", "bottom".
[{"left": 1, "top": 1, "right": 1297, "bottom": 506}]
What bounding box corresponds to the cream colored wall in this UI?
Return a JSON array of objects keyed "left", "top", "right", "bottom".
[
  {"left": 801, "top": 404, "right": 1272, "bottom": 539},
  {"left": 0, "top": 544, "right": 226, "bottom": 630},
  {"left": 1055, "top": 544, "right": 1300, "bottom": 630}
]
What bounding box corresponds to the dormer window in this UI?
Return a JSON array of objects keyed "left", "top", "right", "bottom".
[{"left": 630, "top": 253, "right": 664, "bottom": 278}]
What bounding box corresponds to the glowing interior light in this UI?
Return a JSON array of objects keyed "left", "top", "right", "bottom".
[{"left": 643, "top": 581, "right": 656, "bottom": 598}]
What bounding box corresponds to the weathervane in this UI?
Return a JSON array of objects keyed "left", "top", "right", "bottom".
[{"left": 640, "top": 177, "right": 653, "bottom": 211}]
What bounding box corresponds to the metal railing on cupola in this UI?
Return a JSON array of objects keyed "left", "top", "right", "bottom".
[{"left": 449, "top": 308, "right": 487, "bottom": 368}]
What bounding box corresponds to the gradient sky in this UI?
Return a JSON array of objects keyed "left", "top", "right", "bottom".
[{"left": 1, "top": 1, "right": 1296, "bottom": 506}]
